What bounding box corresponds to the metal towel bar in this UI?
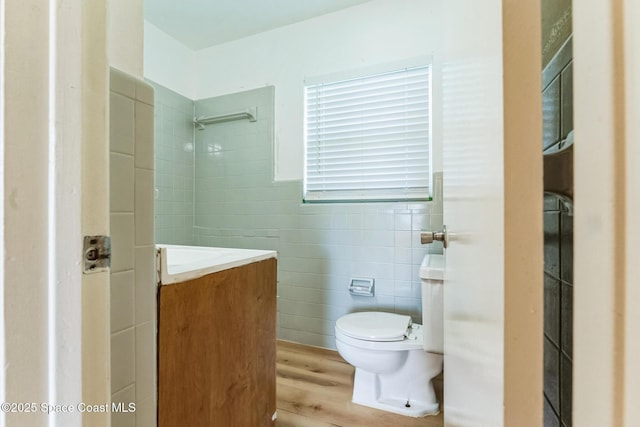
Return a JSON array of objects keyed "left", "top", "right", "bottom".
[{"left": 194, "top": 107, "right": 257, "bottom": 130}]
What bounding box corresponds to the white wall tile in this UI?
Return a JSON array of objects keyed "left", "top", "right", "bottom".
[
  {"left": 111, "top": 69, "right": 157, "bottom": 423},
  {"left": 111, "top": 68, "right": 136, "bottom": 98},
  {"left": 135, "top": 101, "right": 154, "bottom": 170},
  {"left": 110, "top": 93, "right": 135, "bottom": 155},
  {"left": 278, "top": 328, "right": 334, "bottom": 350},
  {"left": 111, "top": 384, "right": 136, "bottom": 427},
  {"left": 111, "top": 213, "right": 135, "bottom": 272},
  {"left": 377, "top": 295, "right": 396, "bottom": 311},
  {"left": 135, "top": 79, "right": 155, "bottom": 106},
  {"left": 135, "top": 168, "right": 154, "bottom": 246},
  {"left": 394, "top": 297, "right": 421, "bottom": 317},
  {"left": 135, "top": 246, "right": 156, "bottom": 324},
  {"left": 395, "top": 281, "right": 413, "bottom": 298},
  {"left": 395, "top": 247, "right": 412, "bottom": 264},
  {"left": 395, "top": 213, "right": 412, "bottom": 231},
  {"left": 279, "top": 313, "right": 334, "bottom": 335},
  {"left": 111, "top": 271, "right": 135, "bottom": 333},
  {"left": 135, "top": 321, "right": 155, "bottom": 403},
  {"left": 412, "top": 213, "right": 429, "bottom": 231},
  {"left": 374, "top": 279, "right": 395, "bottom": 296},
  {"left": 150, "top": 81, "right": 194, "bottom": 245},
  {"left": 110, "top": 153, "right": 134, "bottom": 212},
  {"left": 111, "top": 327, "right": 135, "bottom": 393},
  {"left": 395, "top": 263, "right": 414, "bottom": 283},
  {"left": 135, "top": 396, "right": 156, "bottom": 427}
]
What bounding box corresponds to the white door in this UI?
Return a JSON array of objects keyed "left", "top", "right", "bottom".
[
  {"left": 439, "top": 1, "right": 543, "bottom": 425},
  {"left": 2, "top": 1, "right": 110, "bottom": 426}
]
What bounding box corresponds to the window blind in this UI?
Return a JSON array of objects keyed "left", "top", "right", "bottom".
[{"left": 304, "top": 65, "right": 431, "bottom": 202}]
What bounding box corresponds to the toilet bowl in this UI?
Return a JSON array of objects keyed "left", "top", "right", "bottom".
[{"left": 334, "top": 254, "right": 444, "bottom": 417}]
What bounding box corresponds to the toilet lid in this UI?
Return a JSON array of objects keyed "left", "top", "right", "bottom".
[{"left": 336, "top": 312, "right": 412, "bottom": 341}]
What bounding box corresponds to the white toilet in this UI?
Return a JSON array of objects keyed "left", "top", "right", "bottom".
[{"left": 335, "top": 254, "right": 444, "bottom": 417}]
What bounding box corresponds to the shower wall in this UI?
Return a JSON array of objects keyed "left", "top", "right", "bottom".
[
  {"left": 150, "top": 81, "right": 195, "bottom": 244},
  {"left": 152, "top": 84, "right": 443, "bottom": 349}
]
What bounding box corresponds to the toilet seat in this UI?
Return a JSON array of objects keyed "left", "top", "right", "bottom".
[
  {"left": 336, "top": 312, "right": 412, "bottom": 342},
  {"left": 335, "top": 324, "right": 423, "bottom": 351}
]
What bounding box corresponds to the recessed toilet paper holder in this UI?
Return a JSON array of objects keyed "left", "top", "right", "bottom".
[{"left": 349, "top": 277, "right": 375, "bottom": 297}]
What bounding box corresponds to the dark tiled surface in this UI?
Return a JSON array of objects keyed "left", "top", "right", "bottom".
[
  {"left": 561, "top": 354, "right": 573, "bottom": 427},
  {"left": 544, "top": 397, "right": 561, "bottom": 427},
  {"left": 544, "top": 336, "right": 560, "bottom": 412},
  {"left": 560, "top": 211, "right": 573, "bottom": 283},
  {"left": 544, "top": 274, "right": 561, "bottom": 345},
  {"left": 544, "top": 211, "right": 561, "bottom": 278},
  {"left": 543, "top": 44, "right": 573, "bottom": 426},
  {"left": 543, "top": 198, "right": 574, "bottom": 427},
  {"left": 544, "top": 194, "right": 560, "bottom": 211},
  {"left": 560, "top": 63, "right": 573, "bottom": 140},
  {"left": 561, "top": 282, "right": 573, "bottom": 358},
  {"left": 542, "top": 76, "right": 561, "bottom": 151}
]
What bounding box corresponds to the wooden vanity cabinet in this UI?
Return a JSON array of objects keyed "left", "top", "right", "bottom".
[{"left": 158, "top": 258, "right": 277, "bottom": 427}]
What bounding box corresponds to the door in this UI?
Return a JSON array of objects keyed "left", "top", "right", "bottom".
[
  {"left": 439, "top": 1, "right": 543, "bottom": 425},
  {"left": 2, "top": 1, "right": 111, "bottom": 426}
]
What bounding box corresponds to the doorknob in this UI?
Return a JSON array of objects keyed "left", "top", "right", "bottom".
[{"left": 420, "top": 225, "right": 448, "bottom": 248}]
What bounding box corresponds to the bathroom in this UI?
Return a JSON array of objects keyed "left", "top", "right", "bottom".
[
  {"left": 2, "top": 0, "right": 638, "bottom": 427},
  {"left": 108, "top": 0, "right": 606, "bottom": 425},
  {"left": 142, "top": 1, "right": 446, "bottom": 424}
]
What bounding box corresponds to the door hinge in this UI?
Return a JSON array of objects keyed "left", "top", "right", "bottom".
[{"left": 83, "top": 235, "right": 111, "bottom": 273}]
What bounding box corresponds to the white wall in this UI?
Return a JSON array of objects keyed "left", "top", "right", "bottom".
[
  {"left": 144, "top": 0, "right": 439, "bottom": 181},
  {"left": 3, "top": 2, "right": 58, "bottom": 424},
  {"left": 195, "top": 0, "right": 436, "bottom": 181},
  {"left": 109, "top": 0, "right": 144, "bottom": 77},
  {"left": 144, "top": 21, "right": 197, "bottom": 99},
  {"left": 623, "top": 0, "right": 640, "bottom": 421},
  {"left": 573, "top": 0, "right": 640, "bottom": 425}
]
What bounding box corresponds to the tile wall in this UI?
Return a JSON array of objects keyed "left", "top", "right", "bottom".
[
  {"left": 542, "top": 39, "right": 573, "bottom": 427},
  {"left": 149, "top": 81, "right": 443, "bottom": 350},
  {"left": 149, "top": 81, "right": 195, "bottom": 245},
  {"left": 191, "top": 86, "right": 444, "bottom": 349},
  {"left": 109, "top": 68, "right": 156, "bottom": 427}
]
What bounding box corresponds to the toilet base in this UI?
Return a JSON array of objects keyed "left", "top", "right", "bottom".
[
  {"left": 353, "top": 394, "right": 440, "bottom": 418},
  {"left": 350, "top": 349, "right": 441, "bottom": 418}
]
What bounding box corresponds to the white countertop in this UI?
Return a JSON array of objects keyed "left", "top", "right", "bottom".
[{"left": 157, "top": 244, "right": 277, "bottom": 285}]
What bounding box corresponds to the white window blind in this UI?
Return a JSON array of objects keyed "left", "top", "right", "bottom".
[{"left": 304, "top": 65, "right": 431, "bottom": 202}]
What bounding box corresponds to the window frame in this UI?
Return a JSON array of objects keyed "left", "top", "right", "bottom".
[{"left": 303, "top": 59, "right": 433, "bottom": 203}]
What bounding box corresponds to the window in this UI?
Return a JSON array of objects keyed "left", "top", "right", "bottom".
[{"left": 304, "top": 64, "right": 431, "bottom": 202}]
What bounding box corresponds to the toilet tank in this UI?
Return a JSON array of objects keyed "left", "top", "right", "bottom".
[{"left": 421, "top": 254, "right": 444, "bottom": 354}]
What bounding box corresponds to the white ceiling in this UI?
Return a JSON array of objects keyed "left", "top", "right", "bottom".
[{"left": 145, "top": 0, "right": 374, "bottom": 50}]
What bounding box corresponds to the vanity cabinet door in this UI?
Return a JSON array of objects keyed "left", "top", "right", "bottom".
[{"left": 158, "top": 258, "right": 277, "bottom": 427}]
